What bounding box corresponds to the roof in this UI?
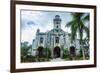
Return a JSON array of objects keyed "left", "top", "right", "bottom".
[{"left": 38, "top": 32, "right": 46, "bottom": 35}]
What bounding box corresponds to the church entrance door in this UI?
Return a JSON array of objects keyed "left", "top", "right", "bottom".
[
  {"left": 54, "top": 46, "right": 60, "bottom": 58},
  {"left": 37, "top": 46, "right": 44, "bottom": 58},
  {"left": 70, "top": 46, "right": 76, "bottom": 56}
]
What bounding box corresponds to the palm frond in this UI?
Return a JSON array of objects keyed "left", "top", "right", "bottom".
[
  {"left": 83, "top": 26, "right": 89, "bottom": 40},
  {"left": 82, "top": 14, "right": 89, "bottom": 21},
  {"left": 65, "top": 21, "right": 73, "bottom": 27}
]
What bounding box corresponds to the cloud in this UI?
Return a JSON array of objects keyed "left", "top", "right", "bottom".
[
  {"left": 27, "top": 20, "right": 35, "bottom": 25},
  {"left": 20, "top": 10, "right": 73, "bottom": 44}
]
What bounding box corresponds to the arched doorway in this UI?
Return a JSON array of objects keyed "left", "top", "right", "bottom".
[
  {"left": 54, "top": 46, "right": 60, "bottom": 58},
  {"left": 70, "top": 46, "right": 76, "bottom": 56},
  {"left": 37, "top": 46, "right": 44, "bottom": 58}
]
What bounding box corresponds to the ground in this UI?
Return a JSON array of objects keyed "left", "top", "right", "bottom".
[{"left": 51, "top": 58, "right": 65, "bottom": 62}]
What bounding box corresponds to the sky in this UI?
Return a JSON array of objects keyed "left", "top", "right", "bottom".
[{"left": 20, "top": 10, "right": 89, "bottom": 44}]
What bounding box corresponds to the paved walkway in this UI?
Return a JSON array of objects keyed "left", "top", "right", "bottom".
[{"left": 50, "top": 58, "right": 65, "bottom": 62}]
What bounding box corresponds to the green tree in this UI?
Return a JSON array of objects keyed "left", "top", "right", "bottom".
[
  {"left": 21, "top": 42, "right": 32, "bottom": 58},
  {"left": 66, "top": 13, "right": 89, "bottom": 60}
]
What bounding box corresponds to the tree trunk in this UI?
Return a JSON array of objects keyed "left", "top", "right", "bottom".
[
  {"left": 79, "top": 29, "right": 86, "bottom": 60},
  {"left": 80, "top": 43, "right": 85, "bottom": 60}
]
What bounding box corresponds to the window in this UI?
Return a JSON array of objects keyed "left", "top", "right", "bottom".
[
  {"left": 40, "top": 37, "right": 43, "bottom": 44},
  {"left": 55, "top": 37, "right": 59, "bottom": 43},
  {"left": 56, "top": 25, "right": 58, "bottom": 28},
  {"left": 56, "top": 30, "right": 58, "bottom": 32},
  {"left": 56, "top": 21, "right": 59, "bottom": 24}
]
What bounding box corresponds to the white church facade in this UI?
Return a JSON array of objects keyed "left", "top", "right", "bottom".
[{"left": 31, "top": 15, "right": 80, "bottom": 58}]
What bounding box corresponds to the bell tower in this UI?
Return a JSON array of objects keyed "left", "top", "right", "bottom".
[{"left": 53, "top": 15, "right": 62, "bottom": 29}]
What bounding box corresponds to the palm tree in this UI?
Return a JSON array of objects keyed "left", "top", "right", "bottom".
[{"left": 65, "top": 13, "right": 89, "bottom": 60}]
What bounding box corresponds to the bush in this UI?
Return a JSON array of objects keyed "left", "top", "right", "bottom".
[
  {"left": 62, "top": 48, "right": 69, "bottom": 59},
  {"left": 21, "top": 55, "right": 37, "bottom": 62},
  {"left": 79, "top": 48, "right": 83, "bottom": 57},
  {"left": 44, "top": 48, "right": 51, "bottom": 58}
]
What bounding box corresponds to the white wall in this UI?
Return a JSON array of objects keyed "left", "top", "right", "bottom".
[{"left": 0, "top": 0, "right": 100, "bottom": 73}]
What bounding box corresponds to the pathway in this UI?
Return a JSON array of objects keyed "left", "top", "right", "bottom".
[{"left": 50, "top": 58, "right": 65, "bottom": 62}]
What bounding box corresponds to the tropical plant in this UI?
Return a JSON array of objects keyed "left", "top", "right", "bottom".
[
  {"left": 21, "top": 42, "right": 32, "bottom": 59},
  {"left": 45, "top": 48, "right": 51, "bottom": 58},
  {"left": 62, "top": 48, "right": 69, "bottom": 59},
  {"left": 65, "top": 13, "right": 89, "bottom": 60}
]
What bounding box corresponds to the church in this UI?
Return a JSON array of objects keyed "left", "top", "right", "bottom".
[{"left": 31, "top": 15, "right": 80, "bottom": 58}]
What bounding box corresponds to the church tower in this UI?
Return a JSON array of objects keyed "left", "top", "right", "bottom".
[{"left": 53, "top": 15, "right": 62, "bottom": 29}]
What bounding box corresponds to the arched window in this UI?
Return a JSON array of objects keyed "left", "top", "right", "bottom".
[
  {"left": 40, "top": 37, "right": 43, "bottom": 44},
  {"left": 55, "top": 37, "right": 59, "bottom": 43},
  {"left": 56, "top": 25, "right": 58, "bottom": 28},
  {"left": 56, "top": 29, "right": 58, "bottom": 32}
]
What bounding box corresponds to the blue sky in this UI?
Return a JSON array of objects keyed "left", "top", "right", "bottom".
[
  {"left": 21, "top": 10, "right": 73, "bottom": 44},
  {"left": 20, "top": 10, "right": 89, "bottom": 44}
]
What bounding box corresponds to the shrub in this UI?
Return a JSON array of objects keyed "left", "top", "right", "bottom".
[
  {"left": 79, "top": 48, "right": 83, "bottom": 57},
  {"left": 62, "top": 48, "right": 69, "bottom": 59},
  {"left": 44, "top": 48, "right": 51, "bottom": 58}
]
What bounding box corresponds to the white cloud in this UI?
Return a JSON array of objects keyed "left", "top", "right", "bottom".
[{"left": 20, "top": 10, "right": 74, "bottom": 44}]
